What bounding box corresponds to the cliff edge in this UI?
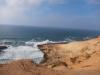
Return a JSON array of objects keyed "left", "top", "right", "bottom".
[{"left": 38, "top": 36, "right": 100, "bottom": 71}]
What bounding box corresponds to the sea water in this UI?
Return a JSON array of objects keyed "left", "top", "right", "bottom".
[{"left": 0, "top": 25, "right": 100, "bottom": 64}]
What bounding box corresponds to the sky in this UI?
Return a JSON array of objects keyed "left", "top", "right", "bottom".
[{"left": 0, "top": 0, "right": 100, "bottom": 30}]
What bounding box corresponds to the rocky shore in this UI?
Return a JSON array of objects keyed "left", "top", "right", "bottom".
[
  {"left": 38, "top": 36, "right": 100, "bottom": 70},
  {"left": 0, "top": 36, "right": 100, "bottom": 75}
]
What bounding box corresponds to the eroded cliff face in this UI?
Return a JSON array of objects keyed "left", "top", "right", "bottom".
[{"left": 38, "top": 37, "right": 100, "bottom": 71}]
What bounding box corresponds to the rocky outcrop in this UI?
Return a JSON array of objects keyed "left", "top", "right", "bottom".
[
  {"left": 0, "top": 45, "right": 8, "bottom": 50},
  {"left": 0, "top": 45, "right": 8, "bottom": 54},
  {"left": 38, "top": 36, "right": 100, "bottom": 71}
]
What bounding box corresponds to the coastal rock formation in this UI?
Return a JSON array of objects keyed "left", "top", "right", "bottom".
[
  {"left": 0, "top": 36, "right": 100, "bottom": 75},
  {"left": 0, "top": 45, "right": 8, "bottom": 51},
  {"left": 38, "top": 36, "right": 100, "bottom": 71},
  {"left": 0, "top": 45, "right": 8, "bottom": 54}
]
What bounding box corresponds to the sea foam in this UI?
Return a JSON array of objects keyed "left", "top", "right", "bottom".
[{"left": 0, "top": 40, "right": 53, "bottom": 64}]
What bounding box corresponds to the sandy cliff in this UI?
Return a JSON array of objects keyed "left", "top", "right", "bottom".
[
  {"left": 38, "top": 36, "right": 100, "bottom": 72},
  {"left": 0, "top": 36, "right": 100, "bottom": 75}
]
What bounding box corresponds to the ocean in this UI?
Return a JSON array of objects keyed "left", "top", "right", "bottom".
[
  {"left": 0, "top": 25, "right": 100, "bottom": 64},
  {"left": 0, "top": 25, "right": 100, "bottom": 42}
]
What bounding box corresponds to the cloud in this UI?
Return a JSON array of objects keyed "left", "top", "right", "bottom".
[
  {"left": 48, "top": 0, "right": 65, "bottom": 4},
  {"left": 0, "top": 0, "right": 99, "bottom": 30},
  {"left": 0, "top": 0, "right": 43, "bottom": 24},
  {"left": 88, "top": 0, "right": 100, "bottom": 4},
  {"left": 0, "top": 0, "right": 65, "bottom": 24}
]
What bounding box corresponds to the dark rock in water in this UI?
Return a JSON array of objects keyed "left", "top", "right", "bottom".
[{"left": 0, "top": 46, "right": 8, "bottom": 51}]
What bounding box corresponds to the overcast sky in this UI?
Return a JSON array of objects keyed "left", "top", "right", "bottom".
[{"left": 0, "top": 0, "right": 100, "bottom": 30}]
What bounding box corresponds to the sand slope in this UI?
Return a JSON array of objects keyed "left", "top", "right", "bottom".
[{"left": 0, "top": 60, "right": 66, "bottom": 75}]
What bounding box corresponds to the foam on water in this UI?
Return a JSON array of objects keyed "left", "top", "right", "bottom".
[
  {"left": 0, "top": 38, "right": 90, "bottom": 64},
  {"left": 0, "top": 40, "right": 54, "bottom": 64}
]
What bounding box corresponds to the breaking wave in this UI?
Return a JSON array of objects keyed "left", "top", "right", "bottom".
[
  {"left": 0, "top": 37, "right": 92, "bottom": 64},
  {"left": 0, "top": 40, "right": 54, "bottom": 64}
]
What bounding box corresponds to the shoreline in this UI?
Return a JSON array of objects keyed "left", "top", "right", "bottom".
[{"left": 0, "top": 36, "right": 100, "bottom": 75}]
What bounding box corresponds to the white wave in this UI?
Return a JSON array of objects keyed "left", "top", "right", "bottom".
[
  {"left": 0, "top": 39, "right": 25, "bottom": 46},
  {"left": 0, "top": 40, "right": 54, "bottom": 64},
  {"left": 83, "top": 36, "right": 92, "bottom": 40},
  {"left": 0, "top": 40, "right": 62, "bottom": 64},
  {"left": 0, "top": 40, "right": 14, "bottom": 45},
  {"left": 64, "top": 38, "right": 75, "bottom": 42},
  {"left": 0, "top": 45, "right": 44, "bottom": 64},
  {"left": 25, "top": 39, "right": 55, "bottom": 46}
]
